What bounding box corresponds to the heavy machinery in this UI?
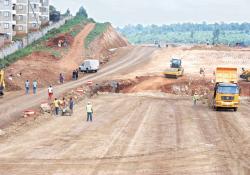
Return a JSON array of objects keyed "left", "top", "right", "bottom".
[
  {"left": 213, "top": 67, "right": 240, "bottom": 111},
  {"left": 240, "top": 68, "right": 250, "bottom": 82},
  {"left": 163, "top": 58, "right": 184, "bottom": 78},
  {"left": 0, "top": 69, "right": 5, "bottom": 96}
]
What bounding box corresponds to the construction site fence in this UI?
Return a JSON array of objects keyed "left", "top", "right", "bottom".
[{"left": 0, "top": 16, "right": 73, "bottom": 60}]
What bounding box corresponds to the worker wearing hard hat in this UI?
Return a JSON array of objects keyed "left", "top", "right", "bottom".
[
  {"left": 193, "top": 92, "right": 199, "bottom": 105},
  {"left": 86, "top": 102, "right": 93, "bottom": 122}
]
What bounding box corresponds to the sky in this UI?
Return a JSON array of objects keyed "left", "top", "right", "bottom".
[{"left": 51, "top": 0, "right": 250, "bottom": 27}]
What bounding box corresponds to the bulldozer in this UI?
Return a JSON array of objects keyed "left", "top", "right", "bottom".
[
  {"left": 0, "top": 69, "right": 5, "bottom": 96},
  {"left": 240, "top": 68, "right": 250, "bottom": 82},
  {"left": 163, "top": 58, "right": 184, "bottom": 78}
]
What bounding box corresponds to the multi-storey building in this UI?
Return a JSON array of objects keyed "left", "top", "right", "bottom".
[
  {"left": 40, "top": 0, "right": 49, "bottom": 26},
  {"left": 0, "top": 0, "right": 16, "bottom": 43},
  {"left": 0, "top": 0, "right": 49, "bottom": 43}
]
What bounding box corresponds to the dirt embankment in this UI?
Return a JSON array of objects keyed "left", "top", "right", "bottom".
[
  {"left": 87, "top": 24, "right": 130, "bottom": 64},
  {"left": 4, "top": 23, "right": 129, "bottom": 91}
]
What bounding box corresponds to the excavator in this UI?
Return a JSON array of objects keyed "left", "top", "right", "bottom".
[
  {"left": 163, "top": 58, "right": 184, "bottom": 78},
  {"left": 0, "top": 69, "right": 5, "bottom": 96},
  {"left": 240, "top": 68, "right": 250, "bottom": 82}
]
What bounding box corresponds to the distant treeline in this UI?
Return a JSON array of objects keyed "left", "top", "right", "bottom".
[{"left": 118, "top": 23, "right": 250, "bottom": 45}]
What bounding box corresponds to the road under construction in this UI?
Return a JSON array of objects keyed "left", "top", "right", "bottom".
[{"left": 0, "top": 44, "right": 249, "bottom": 175}]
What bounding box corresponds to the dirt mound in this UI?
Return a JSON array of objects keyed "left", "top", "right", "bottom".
[
  {"left": 120, "top": 76, "right": 214, "bottom": 96},
  {"left": 87, "top": 24, "right": 130, "bottom": 63},
  {"left": 5, "top": 51, "right": 60, "bottom": 90},
  {"left": 187, "top": 44, "right": 233, "bottom": 51},
  {"left": 4, "top": 24, "right": 96, "bottom": 91},
  {"left": 96, "top": 76, "right": 250, "bottom": 97},
  {"left": 47, "top": 33, "right": 74, "bottom": 47}
]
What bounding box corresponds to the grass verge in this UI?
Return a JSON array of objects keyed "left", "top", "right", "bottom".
[
  {"left": 85, "top": 22, "right": 110, "bottom": 48},
  {"left": 0, "top": 16, "right": 91, "bottom": 68}
]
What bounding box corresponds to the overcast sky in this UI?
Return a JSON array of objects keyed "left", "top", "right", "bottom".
[{"left": 51, "top": 0, "right": 250, "bottom": 27}]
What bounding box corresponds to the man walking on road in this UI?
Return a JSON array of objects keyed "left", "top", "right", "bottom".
[
  {"left": 53, "top": 98, "right": 60, "bottom": 116},
  {"left": 25, "top": 80, "right": 30, "bottom": 95},
  {"left": 59, "top": 73, "right": 64, "bottom": 84},
  {"left": 69, "top": 97, "right": 74, "bottom": 115},
  {"left": 86, "top": 102, "right": 93, "bottom": 122},
  {"left": 33, "top": 80, "right": 38, "bottom": 94},
  {"left": 48, "top": 85, "right": 53, "bottom": 100},
  {"left": 193, "top": 93, "right": 199, "bottom": 105}
]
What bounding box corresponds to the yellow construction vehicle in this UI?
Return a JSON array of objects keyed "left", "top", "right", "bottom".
[
  {"left": 240, "top": 68, "right": 250, "bottom": 82},
  {"left": 0, "top": 69, "right": 5, "bottom": 96},
  {"left": 163, "top": 58, "right": 184, "bottom": 78},
  {"left": 213, "top": 67, "right": 240, "bottom": 111}
]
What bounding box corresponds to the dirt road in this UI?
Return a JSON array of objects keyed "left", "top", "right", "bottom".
[
  {"left": 0, "top": 46, "right": 157, "bottom": 128},
  {"left": 0, "top": 93, "right": 249, "bottom": 174},
  {"left": 59, "top": 23, "right": 95, "bottom": 71}
]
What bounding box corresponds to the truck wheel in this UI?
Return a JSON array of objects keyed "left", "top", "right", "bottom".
[
  {"left": 213, "top": 106, "right": 217, "bottom": 111},
  {"left": 247, "top": 77, "right": 250, "bottom": 82},
  {"left": 234, "top": 107, "right": 238, "bottom": 112}
]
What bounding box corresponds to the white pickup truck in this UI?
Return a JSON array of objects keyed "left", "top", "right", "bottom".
[{"left": 79, "top": 59, "right": 100, "bottom": 73}]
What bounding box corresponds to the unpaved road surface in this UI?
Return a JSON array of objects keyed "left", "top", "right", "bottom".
[
  {"left": 0, "top": 46, "right": 157, "bottom": 128},
  {"left": 0, "top": 93, "right": 249, "bottom": 174}
]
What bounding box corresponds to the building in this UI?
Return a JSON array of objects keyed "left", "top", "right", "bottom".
[
  {"left": 0, "top": 0, "right": 17, "bottom": 42},
  {"left": 0, "top": 0, "right": 49, "bottom": 42},
  {"left": 40, "top": 0, "right": 49, "bottom": 26}
]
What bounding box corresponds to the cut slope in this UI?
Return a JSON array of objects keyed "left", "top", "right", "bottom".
[
  {"left": 5, "top": 23, "right": 95, "bottom": 90},
  {"left": 87, "top": 24, "right": 130, "bottom": 62}
]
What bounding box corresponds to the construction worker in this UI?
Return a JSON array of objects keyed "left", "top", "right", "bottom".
[
  {"left": 59, "top": 73, "right": 64, "bottom": 84},
  {"left": 61, "top": 97, "right": 67, "bottom": 116},
  {"left": 33, "top": 80, "right": 38, "bottom": 94},
  {"left": 86, "top": 102, "right": 93, "bottom": 122},
  {"left": 48, "top": 85, "right": 53, "bottom": 100},
  {"left": 193, "top": 92, "right": 199, "bottom": 105},
  {"left": 75, "top": 69, "right": 79, "bottom": 80},
  {"left": 25, "top": 80, "right": 30, "bottom": 95},
  {"left": 69, "top": 97, "right": 74, "bottom": 115},
  {"left": 53, "top": 98, "right": 60, "bottom": 115}
]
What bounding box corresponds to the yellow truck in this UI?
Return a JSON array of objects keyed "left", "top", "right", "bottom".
[
  {"left": 163, "top": 58, "right": 184, "bottom": 78},
  {"left": 0, "top": 69, "right": 5, "bottom": 96},
  {"left": 213, "top": 67, "right": 240, "bottom": 111}
]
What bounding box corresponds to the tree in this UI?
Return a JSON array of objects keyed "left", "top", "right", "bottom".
[
  {"left": 63, "top": 8, "right": 71, "bottom": 16},
  {"left": 49, "top": 5, "right": 56, "bottom": 13},
  {"left": 76, "top": 6, "right": 88, "bottom": 18},
  {"left": 212, "top": 29, "right": 220, "bottom": 44}
]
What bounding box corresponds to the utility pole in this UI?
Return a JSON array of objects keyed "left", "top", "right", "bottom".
[
  {"left": 26, "top": 0, "right": 30, "bottom": 45},
  {"left": 26, "top": 0, "right": 41, "bottom": 45}
]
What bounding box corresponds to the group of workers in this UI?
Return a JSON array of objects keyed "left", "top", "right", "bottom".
[
  {"left": 25, "top": 80, "right": 38, "bottom": 95},
  {"left": 53, "top": 97, "right": 74, "bottom": 116},
  {"left": 52, "top": 96, "right": 94, "bottom": 122}
]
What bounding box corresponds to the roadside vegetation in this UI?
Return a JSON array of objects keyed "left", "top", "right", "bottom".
[
  {"left": 85, "top": 22, "right": 110, "bottom": 48},
  {"left": 118, "top": 23, "right": 250, "bottom": 46},
  {"left": 0, "top": 15, "right": 91, "bottom": 67}
]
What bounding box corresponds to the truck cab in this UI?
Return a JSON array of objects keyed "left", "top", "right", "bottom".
[{"left": 213, "top": 67, "right": 240, "bottom": 111}]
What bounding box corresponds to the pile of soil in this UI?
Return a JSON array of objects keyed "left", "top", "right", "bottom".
[
  {"left": 5, "top": 51, "right": 60, "bottom": 91},
  {"left": 46, "top": 33, "right": 74, "bottom": 47},
  {"left": 96, "top": 76, "right": 250, "bottom": 97},
  {"left": 87, "top": 24, "right": 130, "bottom": 63}
]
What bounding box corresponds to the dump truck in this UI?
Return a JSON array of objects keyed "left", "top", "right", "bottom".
[
  {"left": 213, "top": 67, "right": 240, "bottom": 111},
  {"left": 240, "top": 68, "right": 250, "bottom": 82},
  {"left": 0, "top": 69, "right": 5, "bottom": 96},
  {"left": 163, "top": 58, "right": 184, "bottom": 78}
]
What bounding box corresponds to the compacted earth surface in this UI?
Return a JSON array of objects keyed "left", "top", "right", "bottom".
[{"left": 0, "top": 45, "right": 249, "bottom": 174}]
